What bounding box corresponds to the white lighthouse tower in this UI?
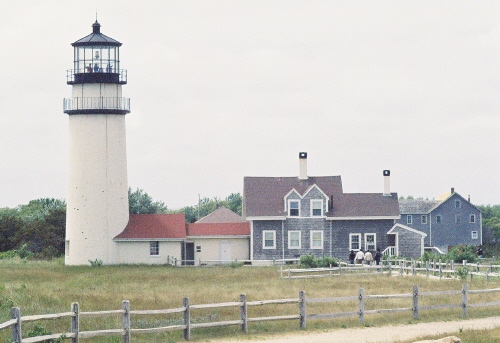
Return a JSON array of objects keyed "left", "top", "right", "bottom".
[{"left": 64, "top": 21, "right": 130, "bottom": 265}]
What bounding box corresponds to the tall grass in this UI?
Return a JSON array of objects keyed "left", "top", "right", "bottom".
[{"left": 1, "top": 258, "right": 500, "bottom": 342}]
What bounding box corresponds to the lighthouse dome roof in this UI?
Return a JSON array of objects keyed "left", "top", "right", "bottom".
[{"left": 72, "top": 20, "right": 122, "bottom": 47}]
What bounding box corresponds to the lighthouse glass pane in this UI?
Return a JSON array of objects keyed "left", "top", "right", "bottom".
[{"left": 75, "top": 46, "right": 118, "bottom": 74}]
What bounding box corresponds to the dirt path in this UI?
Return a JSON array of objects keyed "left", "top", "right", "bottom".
[{"left": 215, "top": 317, "right": 500, "bottom": 343}]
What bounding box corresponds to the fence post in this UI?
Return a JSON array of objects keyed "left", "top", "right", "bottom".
[
  {"left": 122, "top": 300, "right": 130, "bottom": 343},
  {"left": 412, "top": 285, "right": 419, "bottom": 320},
  {"left": 71, "top": 302, "right": 79, "bottom": 343},
  {"left": 491, "top": 262, "right": 494, "bottom": 274},
  {"left": 11, "top": 307, "right": 21, "bottom": 343},
  {"left": 451, "top": 260, "right": 454, "bottom": 272},
  {"left": 240, "top": 294, "right": 248, "bottom": 333},
  {"left": 476, "top": 262, "right": 480, "bottom": 273},
  {"left": 462, "top": 284, "right": 468, "bottom": 318},
  {"left": 426, "top": 261, "right": 429, "bottom": 277},
  {"left": 299, "top": 291, "right": 307, "bottom": 329},
  {"left": 399, "top": 261, "right": 403, "bottom": 276},
  {"left": 280, "top": 266, "right": 283, "bottom": 278},
  {"left": 439, "top": 259, "right": 443, "bottom": 279},
  {"left": 183, "top": 298, "right": 190, "bottom": 341},
  {"left": 412, "top": 259, "right": 416, "bottom": 276},
  {"left": 358, "top": 288, "right": 365, "bottom": 323},
  {"left": 388, "top": 258, "right": 392, "bottom": 275}
]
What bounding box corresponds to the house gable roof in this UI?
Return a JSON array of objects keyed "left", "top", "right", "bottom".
[
  {"left": 114, "top": 214, "right": 186, "bottom": 240},
  {"left": 244, "top": 176, "right": 399, "bottom": 218},
  {"left": 244, "top": 176, "right": 343, "bottom": 217},
  {"left": 187, "top": 222, "right": 250, "bottom": 237},
  {"left": 196, "top": 207, "right": 246, "bottom": 223},
  {"left": 331, "top": 193, "right": 400, "bottom": 218},
  {"left": 388, "top": 223, "right": 427, "bottom": 237},
  {"left": 399, "top": 199, "right": 441, "bottom": 214}
]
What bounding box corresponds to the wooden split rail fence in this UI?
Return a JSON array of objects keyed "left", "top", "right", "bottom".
[
  {"left": 281, "top": 259, "right": 500, "bottom": 280},
  {"left": 2, "top": 284, "right": 500, "bottom": 342}
]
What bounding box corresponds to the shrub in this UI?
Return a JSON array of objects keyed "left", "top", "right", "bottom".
[
  {"left": 0, "top": 250, "right": 16, "bottom": 259},
  {"left": 16, "top": 244, "right": 34, "bottom": 260},
  {"left": 448, "top": 245, "right": 478, "bottom": 263},
  {"left": 26, "top": 324, "right": 63, "bottom": 343},
  {"left": 300, "top": 254, "right": 339, "bottom": 268},
  {"left": 89, "top": 259, "right": 103, "bottom": 267}
]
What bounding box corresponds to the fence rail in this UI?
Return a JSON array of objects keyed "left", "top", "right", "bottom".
[
  {"left": 2, "top": 284, "right": 500, "bottom": 342},
  {"left": 281, "top": 259, "right": 500, "bottom": 280}
]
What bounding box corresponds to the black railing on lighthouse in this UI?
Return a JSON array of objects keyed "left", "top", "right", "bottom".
[
  {"left": 66, "top": 69, "right": 128, "bottom": 85},
  {"left": 63, "top": 97, "right": 131, "bottom": 115}
]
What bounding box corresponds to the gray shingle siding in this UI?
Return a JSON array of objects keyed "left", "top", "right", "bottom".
[
  {"left": 396, "top": 193, "right": 482, "bottom": 253},
  {"left": 252, "top": 218, "right": 394, "bottom": 261},
  {"left": 389, "top": 225, "right": 423, "bottom": 259}
]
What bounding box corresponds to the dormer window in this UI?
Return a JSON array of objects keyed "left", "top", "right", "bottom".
[
  {"left": 288, "top": 200, "right": 300, "bottom": 216},
  {"left": 311, "top": 200, "right": 323, "bottom": 216}
]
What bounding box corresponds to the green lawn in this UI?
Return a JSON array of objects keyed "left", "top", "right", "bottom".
[{"left": 1, "top": 258, "right": 500, "bottom": 342}]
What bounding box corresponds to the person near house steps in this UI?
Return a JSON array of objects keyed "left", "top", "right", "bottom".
[
  {"left": 364, "top": 250, "right": 373, "bottom": 265},
  {"left": 349, "top": 250, "right": 356, "bottom": 264},
  {"left": 374, "top": 248, "right": 382, "bottom": 265},
  {"left": 355, "top": 249, "right": 364, "bottom": 264}
]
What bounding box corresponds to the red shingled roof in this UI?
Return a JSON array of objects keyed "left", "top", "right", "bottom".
[
  {"left": 114, "top": 214, "right": 186, "bottom": 240},
  {"left": 187, "top": 222, "right": 250, "bottom": 237}
]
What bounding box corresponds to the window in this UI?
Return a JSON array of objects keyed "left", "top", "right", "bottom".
[
  {"left": 288, "top": 200, "right": 300, "bottom": 217},
  {"left": 470, "top": 214, "right": 476, "bottom": 223},
  {"left": 436, "top": 215, "right": 442, "bottom": 223},
  {"left": 455, "top": 215, "right": 461, "bottom": 224},
  {"left": 349, "top": 233, "right": 361, "bottom": 251},
  {"left": 150, "top": 241, "right": 159, "bottom": 256},
  {"left": 407, "top": 215, "right": 413, "bottom": 225},
  {"left": 263, "top": 231, "right": 276, "bottom": 249},
  {"left": 471, "top": 231, "right": 478, "bottom": 239},
  {"left": 311, "top": 200, "right": 323, "bottom": 217},
  {"left": 421, "top": 215, "right": 428, "bottom": 224},
  {"left": 365, "top": 234, "right": 376, "bottom": 251},
  {"left": 455, "top": 200, "right": 461, "bottom": 208},
  {"left": 310, "top": 231, "right": 323, "bottom": 249},
  {"left": 196, "top": 246, "right": 201, "bottom": 253},
  {"left": 288, "top": 231, "right": 301, "bottom": 249}
]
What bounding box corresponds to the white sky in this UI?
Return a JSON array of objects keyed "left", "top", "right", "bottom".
[{"left": 0, "top": 1, "right": 499, "bottom": 210}]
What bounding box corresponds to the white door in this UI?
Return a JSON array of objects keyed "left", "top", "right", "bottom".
[{"left": 220, "top": 241, "right": 232, "bottom": 261}]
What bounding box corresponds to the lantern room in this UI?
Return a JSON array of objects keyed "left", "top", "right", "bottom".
[{"left": 67, "top": 20, "right": 127, "bottom": 84}]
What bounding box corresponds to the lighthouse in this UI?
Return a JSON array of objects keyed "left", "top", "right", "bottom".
[{"left": 64, "top": 21, "right": 130, "bottom": 265}]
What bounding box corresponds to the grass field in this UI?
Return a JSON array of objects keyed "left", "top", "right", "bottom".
[{"left": 2, "top": 258, "right": 500, "bottom": 342}]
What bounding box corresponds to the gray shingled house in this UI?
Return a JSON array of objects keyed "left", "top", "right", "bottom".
[
  {"left": 243, "top": 153, "right": 426, "bottom": 262},
  {"left": 396, "top": 190, "right": 482, "bottom": 254}
]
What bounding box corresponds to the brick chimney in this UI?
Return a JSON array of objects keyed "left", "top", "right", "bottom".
[
  {"left": 299, "top": 152, "right": 308, "bottom": 180},
  {"left": 383, "top": 170, "right": 391, "bottom": 196}
]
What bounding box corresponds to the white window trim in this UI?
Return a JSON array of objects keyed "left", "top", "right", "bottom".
[
  {"left": 310, "top": 199, "right": 324, "bottom": 217},
  {"left": 421, "top": 215, "right": 428, "bottom": 224},
  {"left": 263, "top": 230, "right": 276, "bottom": 249},
  {"left": 287, "top": 199, "right": 300, "bottom": 217},
  {"left": 471, "top": 231, "right": 478, "bottom": 239},
  {"left": 150, "top": 241, "right": 160, "bottom": 256},
  {"left": 349, "top": 233, "right": 361, "bottom": 251},
  {"left": 470, "top": 214, "right": 476, "bottom": 223},
  {"left": 407, "top": 215, "right": 413, "bottom": 225},
  {"left": 288, "top": 231, "right": 301, "bottom": 249},
  {"left": 310, "top": 230, "right": 323, "bottom": 249},
  {"left": 364, "top": 233, "right": 376, "bottom": 251}
]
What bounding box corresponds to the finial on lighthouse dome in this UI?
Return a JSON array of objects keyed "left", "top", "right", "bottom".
[{"left": 92, "top": 20, "right": 101, "bottom": 34}]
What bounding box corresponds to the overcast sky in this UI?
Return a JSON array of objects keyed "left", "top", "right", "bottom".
[{"left": 1, "top": 1, "right": 499, "bottom": 210}]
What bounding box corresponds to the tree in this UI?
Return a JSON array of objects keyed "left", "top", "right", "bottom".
[
  {"left": 128, "top": 188, "right": 168, "bottom": 214},
  {"left": 0, "top": 208, "right": 22, "bottom": 251}
]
